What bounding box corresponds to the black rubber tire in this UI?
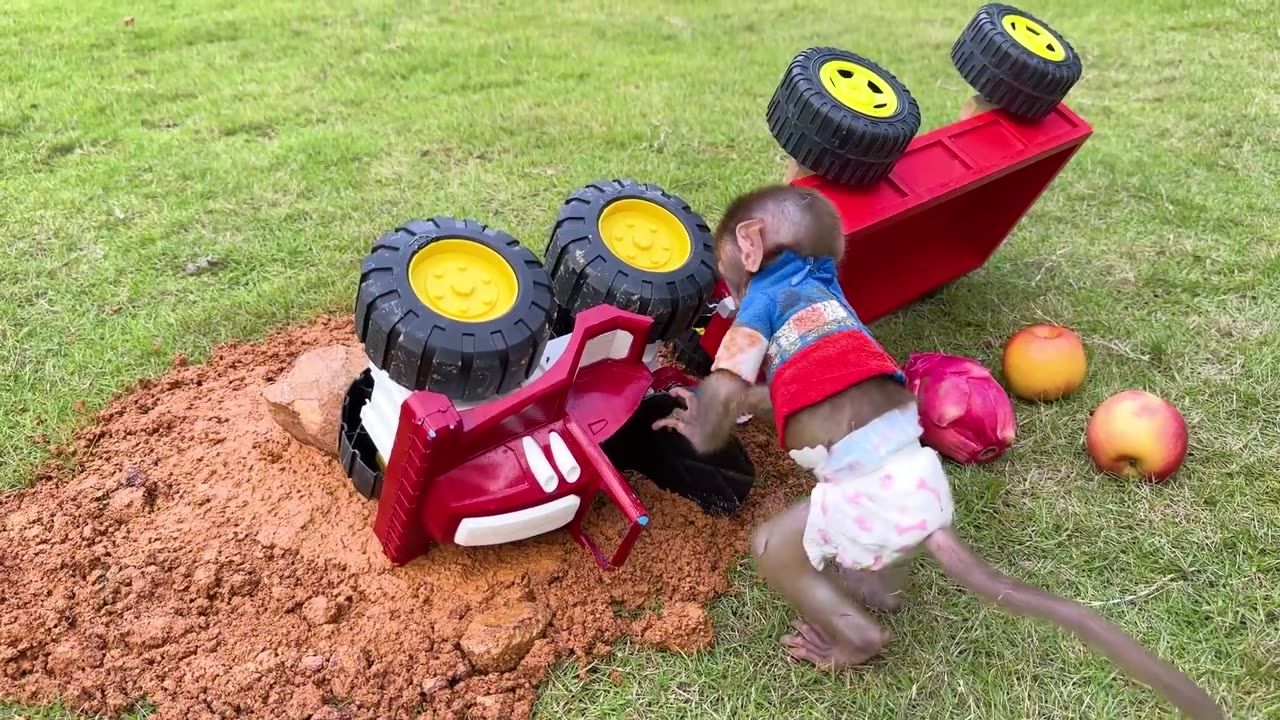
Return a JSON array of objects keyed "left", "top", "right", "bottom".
[
  {"left": 556, "top": 300, "right": 713, "bottom": 339},
  {"left": 545, "top": 180, "right": 718, "bottom": 343},
  {"left": 354, "top": 217, "right": 555, "bottom": 401},
  {"left": 670, "top": 328, "right": 713, "bottom": 377},
  {"left": 951, "top": 4, "right": 1083, "bottom": 120},
  {"left": 602, "top": 393, "right": 755, "bottom": 516},
  {"left": 338, "top": 369, "right": 383, "bottom": 500},
  {"left": 766, "top": 47, "right": 922, "bottom": 186},
  {"left": 550, "top": 304, "right": 575, "bottom": 338}
]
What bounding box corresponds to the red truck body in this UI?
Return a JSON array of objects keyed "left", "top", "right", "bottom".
[{"left": 371, "top": 306, "right": 688, "bottom": 570}]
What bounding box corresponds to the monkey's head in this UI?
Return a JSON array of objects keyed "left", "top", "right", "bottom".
[{"left": 713, "top": 184, "right": 844, "bottom": 300}]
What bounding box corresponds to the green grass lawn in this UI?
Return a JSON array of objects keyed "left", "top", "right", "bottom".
[{"left": 3, "top": 0, "right": 1278, "bottom": 717}]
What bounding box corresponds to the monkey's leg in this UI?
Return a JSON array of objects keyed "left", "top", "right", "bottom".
[
  {"left": 752, "top": 500, "right": 890, "bottom": 668},
  {"left": 827, "top": 562, "right": 911, "bottom": 613}
]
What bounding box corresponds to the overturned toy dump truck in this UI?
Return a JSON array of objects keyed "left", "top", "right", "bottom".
[{"left": 338, "top": 2, "right": 1092, "bottom": 571}]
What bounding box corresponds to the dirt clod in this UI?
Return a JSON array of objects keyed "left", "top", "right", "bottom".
[
  {"left": 300, "top": 655, "right": 327, "bottom": 673},
  {"left": 468, "top": 692, "right": 515, "bottom": 720},
  {"left": 421, "top": 676, "right": 450, "bottom": 697},
  {"left": 633, "top": 602, "right": 714, "bottom": 654},
  {"left": 302, "top": 596, "right": 340, "bottom": 626},
  {"left": 0, "top": 316, "right": 808, "bottom": 719},
  {"left": 460, "top": 602, "right": 551, "bottom": 674},
  {"left": 106, "top": 485, "right": 154, "bottom": 521},
  {"left": 262, "top": 343, "right": 369, "bottom": 456}
]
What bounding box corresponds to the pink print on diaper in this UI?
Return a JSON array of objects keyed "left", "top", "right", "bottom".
[
  {"left": 817, "top": 528, "right": 832, "bottom": 545},
  {"left": 844, "top": 489, "right": 867, "bottom": 506},
  {"left": 894, "top": 519, "right": 928, "bottom": 536},
  {"left": 879, "top": 473, "right": 895, "bottom": 489},
  {"left": 853, "top": 515, "right": 873, "bottom": 533},
  {"left": 916, "top": 476, "right": 943, "bottom": 507}
]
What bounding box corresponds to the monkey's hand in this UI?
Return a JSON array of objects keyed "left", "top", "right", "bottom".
[
  {"left": 651, "top": 372, "right": 749, "bottom": 454},
  {"left": 651, "top": 386, "right": 701, "bottom": 437}
]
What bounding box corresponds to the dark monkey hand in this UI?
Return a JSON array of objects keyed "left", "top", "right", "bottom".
[
  {"left": 651, "top": 375, "right": 748, "bottom": 454},
  {"left": 651, "top": 386, "right": 699, "bottom": 436}
]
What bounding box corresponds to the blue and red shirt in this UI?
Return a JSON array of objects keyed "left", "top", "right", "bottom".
[{"left": 710, "top": 250, "right": 904, "bottom": 446}]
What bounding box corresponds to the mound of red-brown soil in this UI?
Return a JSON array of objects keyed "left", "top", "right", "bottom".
[{"left": 0, "top": 316, "right": 807, "bottom": 720}]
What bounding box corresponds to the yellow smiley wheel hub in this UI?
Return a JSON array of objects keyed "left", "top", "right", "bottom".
[
  {"left": 598, "top": 199, "right": 692, "bottom": 273},
  {"left": 408, "top": 239, "right": 518, "bottom": 322},
  {"left": 1002, "top": 14, "right": 1067, "bottom": 61},
  {"left": 818, "top": 59, "right": 900, "bottom": 118}
]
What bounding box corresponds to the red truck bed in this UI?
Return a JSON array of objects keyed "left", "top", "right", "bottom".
[{"left": 796, "top": 103, "right": 1093, "bottom": 323}]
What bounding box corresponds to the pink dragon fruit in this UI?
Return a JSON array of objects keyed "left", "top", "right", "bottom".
[{"left": 902, "top": 351, "right": 1016, "bottom": 464}]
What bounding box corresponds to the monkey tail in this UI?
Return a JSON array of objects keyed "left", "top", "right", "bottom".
[{"left": 922, "top": 528, "right": 1222, "bottom": 720}]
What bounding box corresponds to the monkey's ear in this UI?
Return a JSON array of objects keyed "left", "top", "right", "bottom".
[{"left": 735, "top": 218, "right": 765, "bottom": 273}]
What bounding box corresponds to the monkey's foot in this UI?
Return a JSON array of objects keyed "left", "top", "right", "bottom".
[{"left": 780, "top": 619, "right": 888, "bottom": 669}]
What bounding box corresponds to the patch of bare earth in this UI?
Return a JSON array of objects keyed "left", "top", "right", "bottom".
[{"left": 0, "top": 316, "right": 806, "bottom": 720}]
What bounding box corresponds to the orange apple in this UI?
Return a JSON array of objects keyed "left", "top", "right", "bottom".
[
  {"left": 1001, "top": 324, "right": 1087, "bottom": 401},
  {"left": 1085, "top": 390, "right": 1188, "bottom": 482}
]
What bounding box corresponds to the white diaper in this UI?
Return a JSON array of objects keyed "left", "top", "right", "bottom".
[{"left": 792, "top": 405, "right": 955, "bottom": 572}]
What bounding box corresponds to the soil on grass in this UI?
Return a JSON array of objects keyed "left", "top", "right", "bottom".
[{"left": 0, "top": 316, "right": 808, "bottom": 720}]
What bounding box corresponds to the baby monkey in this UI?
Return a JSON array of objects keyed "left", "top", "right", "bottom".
[{"left": 655, "top": 185, "right": 1222, "bottom": 719}]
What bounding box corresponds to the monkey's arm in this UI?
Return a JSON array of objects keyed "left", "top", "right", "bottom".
[
  {"left": 742, "top": 383, "right": 774, "bottom": 423},
  {"left": 687, "top": 316, "right": 773, "bottom": 452},
  {"left": 652, "top": 371, "right": 754, "bottom": 453},
  {"left": 683, "top": 370, "right": 754, "bottom": 453},
  {"left": 654, "top": 323, "right": 773, "bottom": 452},
  {"left": 655, "top": 288, "right": 774, "bottom": 450}
]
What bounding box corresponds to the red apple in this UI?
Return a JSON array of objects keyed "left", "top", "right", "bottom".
[
  {"left": 1085, "top": 390, "right": 1188, "bottom": 482},
  {"left": 1001, "top": 324, "right": 1087, "bottom": 401}
]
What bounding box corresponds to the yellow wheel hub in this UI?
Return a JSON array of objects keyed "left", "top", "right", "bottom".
[
  {"left": 408, "top": 239, "right": 518, "bottom": 322},
  {"left": 598, "top": 199, "right": 692, "bottom": 273},
  {"left": 818, "top": 59, "right": 899, "bottom": 118},
  {"left": 1002, "top": 14, "right": 1067, "bottom": 62}
]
